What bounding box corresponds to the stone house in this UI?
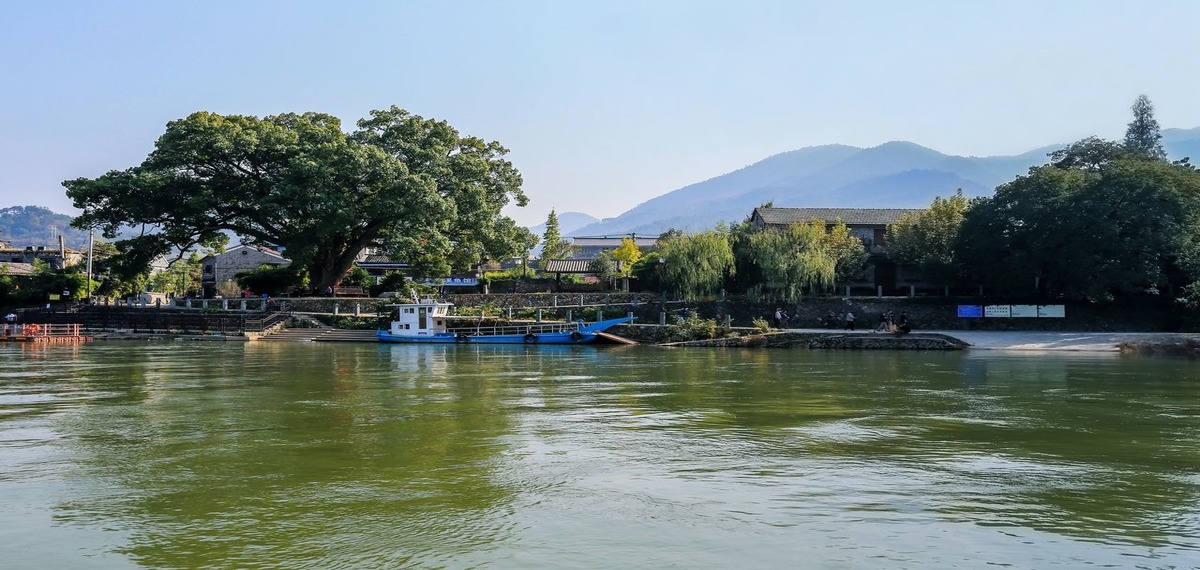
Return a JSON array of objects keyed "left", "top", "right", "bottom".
[
  {"left": 200, "top": 245, "right": 290, "bottom": 297},
  {"left": 750, "top": 207, "right": 923, "bottom": 294}
]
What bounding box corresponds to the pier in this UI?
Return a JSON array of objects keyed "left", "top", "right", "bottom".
[{"left": 1, "top": 323, "right": 93, "bottom": 344}]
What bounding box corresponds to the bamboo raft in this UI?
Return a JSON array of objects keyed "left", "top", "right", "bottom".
[{"left": 1, "top": 323, "right": 93, "bottom": 343}]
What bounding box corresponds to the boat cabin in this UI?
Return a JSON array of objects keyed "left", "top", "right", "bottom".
[{"left": 386, "top": 299, "right": 454, "bottom": 338}]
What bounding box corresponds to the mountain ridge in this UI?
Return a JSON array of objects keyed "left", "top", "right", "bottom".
[{"left": 568, "top": 130, "right": 1200, "bottom": 236}]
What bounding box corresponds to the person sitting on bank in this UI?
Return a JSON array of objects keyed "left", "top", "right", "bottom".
[
  {"left": 875, "top": 311, "right": 891, "bottom": 332},
  {"left": 896, "top": 312, "right": 911, "bottom": 334}
]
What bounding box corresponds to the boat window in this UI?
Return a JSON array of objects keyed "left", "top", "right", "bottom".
[{"left": 418, "top": 307, "right": 427, "bottom": 329}]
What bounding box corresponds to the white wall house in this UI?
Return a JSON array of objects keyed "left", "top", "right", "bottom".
[{"left": 200, "top": 245, "right": 290, "bottom": 298}]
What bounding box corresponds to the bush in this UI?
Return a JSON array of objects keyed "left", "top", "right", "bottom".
[
  {"left": 751, "top": 317, "right": 772, "bottom": 333},
  {"left": 665, "top": 309, "right": 719, "bottom": 342}
]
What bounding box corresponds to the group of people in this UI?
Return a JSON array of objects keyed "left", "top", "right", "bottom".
[
  {"left": 768, "top": 308, "right": 915, "bottom": 333},
  {"left": 873, "top": 310, "right": 912, "bottom": 334},
  {"left": 772, "top": 307, "right": 790, "bottom": 328}
]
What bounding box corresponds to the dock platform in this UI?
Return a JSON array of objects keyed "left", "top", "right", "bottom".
[{"left": 1, "top": 323, "right": 93, "bottom": 344}]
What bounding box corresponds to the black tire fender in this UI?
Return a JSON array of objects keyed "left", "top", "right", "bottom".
[
  {"left": 523, "top": 333, "right": 538, "bottom": 343},
  {"left": 570, "top": 331, "right": 584, "bottom": 341}
]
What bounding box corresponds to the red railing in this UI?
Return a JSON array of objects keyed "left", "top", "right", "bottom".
[{"left": 2, "top": 323, "right": 85, "bottom": 339}]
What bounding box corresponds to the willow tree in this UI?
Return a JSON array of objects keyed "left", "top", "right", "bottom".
[
  {"left": 746, "top": 220, "right": 837, "bottom": 300},
  {"left": 657, "top": 227, "right": 734, "bottom": 298},
  {"left": 66, "top": 108, "right": 535, "bottom": 291}
]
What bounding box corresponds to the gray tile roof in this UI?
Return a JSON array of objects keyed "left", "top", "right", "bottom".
[
  {"left": 541, "top": 259, "right": 593, "bottom": 273},
  {"left": 754, "top": 207, "right": 922, "bottom": 227}
]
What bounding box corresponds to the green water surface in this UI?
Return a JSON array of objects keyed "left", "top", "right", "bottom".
[{"left": 1, "top": 342, "right": 1198, "bottom": 569}]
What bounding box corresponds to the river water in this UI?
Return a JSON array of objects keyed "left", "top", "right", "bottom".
[{"left": 1, "top": 341, "right": 1198, "bottom": 569}]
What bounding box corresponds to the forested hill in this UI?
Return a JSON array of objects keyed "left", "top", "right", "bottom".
[
  {"left": 570, "top": 127, "right": 1200, "bottom": 236},
  {"left": 0, "top": 206, "right": 91, "bottom": 249}
]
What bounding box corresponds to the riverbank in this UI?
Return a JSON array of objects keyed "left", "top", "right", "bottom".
[{"left": 801, "top": 328, "right": 1200, "bottom": 353}]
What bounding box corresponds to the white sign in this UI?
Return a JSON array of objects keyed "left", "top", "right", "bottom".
[
  {"left": 1010, "top": 305, "right": 1038, "bottom": 318},
  {"left": 984, "top": 305, "right": 1011, "bottom": 318},
  {"left": 1037, "top": 305, "right": 1066, "bottom": 318}
]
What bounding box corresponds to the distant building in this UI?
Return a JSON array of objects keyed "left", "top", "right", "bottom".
[
  {"left": 200, "top": 245, "right": 290, "bottom": 297},
  {"left": 0, "top": 242, "right": 83, "bottom": 271},
  {"left": 750, "top": 207, "right": 923, "bottom": 293},
  {"left": 568, "top": 235, "right": 659, "bottom": 260}
]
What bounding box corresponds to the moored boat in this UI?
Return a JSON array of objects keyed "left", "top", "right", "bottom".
[{"left": 376, "top": 297, "right": 634, "bottom": 344}]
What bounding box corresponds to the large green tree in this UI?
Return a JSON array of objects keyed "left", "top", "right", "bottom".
[
  {"left": 65, "top": 108, "right": 534, "bottom": 291},
  {"left": 657, "top": 227, "right": 734, "bottom": 298},
  {"left": 956, "top": 139, "right": 1200, "bottom": 299},
  {"left": 886, "top": 189, "right": 970, "bottom": 288},
  {"left": 746, "top": 220, "right": 832, "bottom": 300}
]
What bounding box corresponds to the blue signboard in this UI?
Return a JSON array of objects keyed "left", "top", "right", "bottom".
[{"left": 957, "top": 305, "right": 983, "bottom": 318}]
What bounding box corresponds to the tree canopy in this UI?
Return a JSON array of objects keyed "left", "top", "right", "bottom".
[
  {"left": 886, "top": 190, "right": 971, "bottom": 287},
  {"left": 744, "top": 219, "right": 866, "bottom": 300},
  {"left": 65, "top": 107, "right": 535, "bottom": 291},
  {"left": 657, "top": 228, "right": 734, "bottom": 298},
  {"left": 956, "top": 140, "right": 1200, "bottom": 299},
  {"left": 538, "top": 209, "right": 574, "bottom": 263},
  {"left": 1124, "top": 94, "right": 1167, "bottom": 160}
]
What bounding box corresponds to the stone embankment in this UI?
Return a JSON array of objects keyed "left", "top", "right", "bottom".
[{"left": 609, "top": 326, "right": 967, "bottom": 350}]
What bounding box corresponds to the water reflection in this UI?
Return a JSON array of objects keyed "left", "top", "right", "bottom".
[{"left": 0, "top": 343, "right": 1197, "bottom": 567}]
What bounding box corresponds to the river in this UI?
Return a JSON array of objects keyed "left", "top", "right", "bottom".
[{"left": 1, "top": 341, "right": 1198, "bottom": 569}]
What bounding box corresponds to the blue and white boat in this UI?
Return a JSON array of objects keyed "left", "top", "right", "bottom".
[{"left": 377, "top": 297, "right": 634, "bottom": 344}]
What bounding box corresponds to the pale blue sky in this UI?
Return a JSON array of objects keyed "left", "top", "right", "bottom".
[{"left": 2, "top": 0, "right": 1197, "bottom": 227}]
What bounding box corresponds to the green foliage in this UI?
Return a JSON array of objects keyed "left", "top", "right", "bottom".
[
  {"left": 587, "top": 253, "right": 621, "bottom": 289},
  {"left": 886, "top": 190, "right": 970, "bottom": 287},
  {"left": 747, "top": 220, "right": 831, "bottom": 299},
  {"left": 630, "top": 252, "right": 665, "bottom": 290},
  {"left": 147, "top": 253, "right": 202, "bottom": 296},
  {"left": 610, "top": 237, "right": 642, "bottom": 278},
  {"left": 657, "top": 227, "right": 735, "bottom": 299},
  {"left": 751, "top": 317, "right": 772, "bottom": 333},
  {"left": 66, "top": 107, "right": 532, "bottom": 293},
  {"left": 483, "top": 265, "right": 535, "bottom": 283},
  {"left": 0, "top": 206, "right": 92, "bottom": 249},
  {"left": 1124, "top": 94, "right": 1167, "bottom": 160},
  {"left": 539, "top": 209, "right": 574, "bottom": 264},
  {"left": 664, "top": 309, "right": 719, "bottom": 342},
  {"left": 344, "top": 267, "right": 372, "bottom": 289},
  {"left": 956, "top": 138, "right": 1200, "bottom": 299},
  {"left": 235, "top": 264, "right": 307, "bottom": 297},
  {"left": 824, "top": 220, "right": 869, "bottom": 287},
  {"left": 371, "top": 271, "right": 409, "bottom": 296}
]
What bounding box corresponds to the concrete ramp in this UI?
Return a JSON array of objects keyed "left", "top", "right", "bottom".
[{"left": 595, "top": 331, "right": 638, "bottom": 345}]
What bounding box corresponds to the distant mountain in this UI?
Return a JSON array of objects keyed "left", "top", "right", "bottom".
[
  {"left": 0, "top": 206, "right": 92, "bottom": 250},
  {"left": 570, "top": 129, "right": 1200, "bottom": 236}
]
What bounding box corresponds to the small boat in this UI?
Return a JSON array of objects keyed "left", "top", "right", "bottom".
[{"left": 377, "top": 297, "right": 634, "bottom": 344}]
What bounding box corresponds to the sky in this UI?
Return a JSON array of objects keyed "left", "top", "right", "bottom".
[{"left": 2, "top": 1, "right": 1198, "bottom": 227}]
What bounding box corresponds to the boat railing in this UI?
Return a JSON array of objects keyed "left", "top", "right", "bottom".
[{"left": 446, "top": 321, "right": 578, "bottom": 337}]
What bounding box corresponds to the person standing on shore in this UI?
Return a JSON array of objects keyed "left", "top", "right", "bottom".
[{"left": 843, "top": 311, "right": 856, "bottom": 330}]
